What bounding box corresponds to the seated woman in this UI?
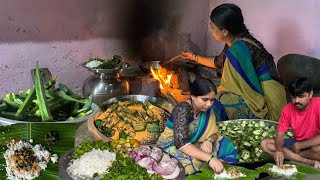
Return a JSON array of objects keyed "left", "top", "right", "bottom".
[
  {"left": 157, "top": 77, "right": 238, "bottom": 176},
  {"left": 180, "top": 4, "right": 286, "bottom": 120}
]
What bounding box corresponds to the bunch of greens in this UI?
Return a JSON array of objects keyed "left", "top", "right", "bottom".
[
  {"left": 87, "top": 55, "right": 123, "bottom": 69},
  {"left": 103, "top": 153, "right": 163, "bottom": 180}
]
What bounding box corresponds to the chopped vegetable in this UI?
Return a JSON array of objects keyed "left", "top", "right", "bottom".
[
  {"left": 72, "top": 141, "right": 161, "bottom": 180},
  {"left": 218, "top": 120, "right": 294, "bottom": 162}
]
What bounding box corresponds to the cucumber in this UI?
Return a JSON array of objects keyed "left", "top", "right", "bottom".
[
  {"left": 146, "top": 123, "right": 160, "bottom": 132},
  {"left": 133, "top": 124, "right": 146, "bottom": 132}
]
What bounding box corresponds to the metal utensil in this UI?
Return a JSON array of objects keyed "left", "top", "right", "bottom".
[{"left": 160, "top": 54, "right": 182, "bottom": 65}]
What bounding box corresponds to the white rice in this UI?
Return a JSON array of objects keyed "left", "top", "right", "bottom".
[
  {"left": 4, "top": 140, "right": 57, "bottom": 180},
  {"left": 67, "top": 149, "right": 116, "bottom": 180},
  {"left": 214, "top": 168, "right": 246, "bottom": 179},
  {"left": 85, "top": 60, "right": 103, "bottom": 68},
  {"left": 269, "top": 164, "right": 297, "bottom": 176}
]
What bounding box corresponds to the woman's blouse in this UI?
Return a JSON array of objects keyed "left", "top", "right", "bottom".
[{"left": 172, "top": 102, "right": 193, "bottom": 149}]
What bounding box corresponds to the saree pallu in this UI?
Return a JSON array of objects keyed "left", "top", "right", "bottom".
[
  {"left": 217, "top": 40, "right": 286, "bottom": 121},
  {"left": 157, "top": 104, "right": 238, "bottom": 176}
]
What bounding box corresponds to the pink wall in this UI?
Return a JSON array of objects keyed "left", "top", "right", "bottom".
[
  {"left": 0, "top": 0, "right": 209, "bottom": 97},
  {"left": 2, "top": 0, "right": 319, "bottom": 97},
  {"left": 207, "top": 0, "right": 320, "bottom": 62}
]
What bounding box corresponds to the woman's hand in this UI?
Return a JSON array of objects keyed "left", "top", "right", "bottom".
[
  {"left": 209, "top": 157, "right": 224, "bottom": 174},
  {"left": 180, "top": 52, "right": 196, "bottom": 61},
  {"left": 201, "top": 141, "right": 213, "bottom": 153}
]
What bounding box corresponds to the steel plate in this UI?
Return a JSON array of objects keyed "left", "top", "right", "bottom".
[
  {"left": 0, "top": 103, "right": 100, "bottom": 126},
  {"left": 59, "top": 148, "right": 185, "bottom": 180},
  {"left": 99, "top": 94, "right": 174, "bottom": 113}
]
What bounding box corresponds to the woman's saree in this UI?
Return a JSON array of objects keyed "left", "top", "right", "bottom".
[
  {"left": 157, "top": 100, "right": 238, "bottom": 176},
  {"left": 217, "top": 40, "right": 286, "bottom": 121}
]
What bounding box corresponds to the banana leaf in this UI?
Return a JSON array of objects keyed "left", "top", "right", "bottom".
[
  {"left": 0, "top": 123, "right": 78, "bottom": 180},
  {"left": 256, "top": 162, "right": 320, "bottom": 180},
  {"left": 186, "top": 163, "right": 260, "bottom": 180}
]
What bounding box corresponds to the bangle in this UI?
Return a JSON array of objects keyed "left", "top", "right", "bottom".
[
  {"left": 205, "top": 138, "right": 215, "bottom": 143},
  {"left": 192, "top": 53, "right": 197, "bottom": 62},
  {"left": 207, "top": 155, "right": 214, "bottom": 164}
]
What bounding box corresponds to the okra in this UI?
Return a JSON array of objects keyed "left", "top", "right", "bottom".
[
  {"left": 58, "top": 83, "right": 76, "bottom": 96},
  {"left": 75, "top": 95, "right": 92, "bottom": 114},
  {"left": 44, "top": 76, "right": 57, "bottom": 90},
  {"left": 35, "top": 63, "right": 53, "bottom": 122},
  {"left": 70, "top": 102, "right": 80, "bottom": 115},
  {"left": 3, "top": 93, "right": 21, "bottom": 109},
  {"left": 56, "top": 92, "right": 86, "bottom": 104},
  {"left": 16, "top": 87, "right": 36, "bottom": 117},
  {"left": 0, "top": 101, "right": 7, "bottom": 112},
  {"left": 0, "top": 111, "right": 20, "bottom": 120}
]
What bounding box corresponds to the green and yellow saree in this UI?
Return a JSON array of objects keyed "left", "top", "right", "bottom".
[{"left": 217, "top": 40, "right": 286, "bottom": 121}]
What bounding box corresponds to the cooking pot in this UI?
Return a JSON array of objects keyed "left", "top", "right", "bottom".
[
  {"left": 139, "top": 54, "right": 182, "bottom": 75},
  {"left": 139, "top": 61, "right": 161, "bottom": 75}
]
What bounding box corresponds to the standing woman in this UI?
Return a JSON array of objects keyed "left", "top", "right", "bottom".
[
  {"left": 157, "top": 77, "right": 238, "bottom": 176},
  {"left": 181, "top": 4, "right": 286, "bottom": 121}
]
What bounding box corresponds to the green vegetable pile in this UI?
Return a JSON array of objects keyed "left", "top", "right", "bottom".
[
  {"left": 217, "top": 120, "right": 294, "bottom": 163},
  {"left": 0, "top": 63, "right": 93, "bottom": 122},
  {"left": 73, "top": 141, "right": 163, "bottom": 180},
  {"left": 86, "top": 55, "right": 123, "bottom": 69}
]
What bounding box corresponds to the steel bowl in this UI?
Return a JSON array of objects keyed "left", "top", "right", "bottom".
[{"left": 139, "top": 61, "right": 161, "bottom": 75}]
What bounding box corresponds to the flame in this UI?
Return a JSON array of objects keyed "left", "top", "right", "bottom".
[
  {"left": 165, "top": 74, "right": 172, "bottom": 84},
  {"left": 150, "top": 66, "right": 173, "bottom": 87},
  {"left": 150, "top": 65, "right": 178, "bottom": 101},
  {"left": 150, "top": 67, "right": 158, "bottom": 79}
]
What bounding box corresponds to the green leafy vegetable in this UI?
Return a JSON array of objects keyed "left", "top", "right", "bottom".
[
  {"left": 86, "top": 55, "right": 123, "bottom": 69},
  {"left": 73, "top": 141, "right": 162, "bottom": 180}
]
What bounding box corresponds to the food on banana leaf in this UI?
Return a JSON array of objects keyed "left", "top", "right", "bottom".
[
  {"left": 84, "top": 55, "right": 123, "bottom": 69},
  {"left": 186, "top": 164, "right": 259, "bottom": 180},
  {"left": 0, "top": 64, "right": 94, "bottom": 122},
  {"left": 256, "top": 162, "right": 320, "bottom": 179},
  {"left": 214, "top": 167, "right": 246, "bottom": 179},
  {"left": 269, "top": 164, "right": 297, "bottom": 177},
  {"left": 4, "top": 139, "right": 58, "bottom": 180},
  {"left": 94, "top": 100, "right": 169, "bottom": 144},
  {"left": 68, "top": 141, "right": 163, "bottom": 180},
  {"left": 217, "top": 120, "right": 294, "bottom": 163}
]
